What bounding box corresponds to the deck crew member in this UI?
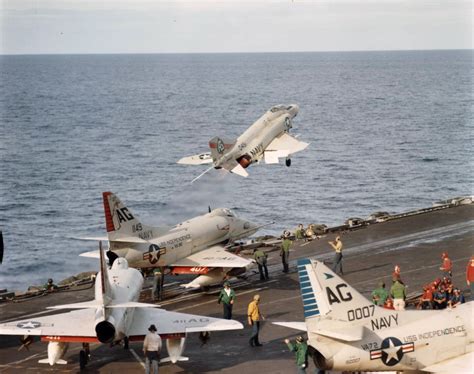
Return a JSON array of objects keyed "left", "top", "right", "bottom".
[
  {"left": 466, "top": 256, "right": 474, "bottom": 301},
  {"left": 217, "top": 281, "right": 235, "bottom": 319},
  {"left": 143, "top": 324, "right": 162, "bottom": 374},
  {"left": 254, "top": 248, "right": 269, "bottom": 280},
  {"left": 247, "top": 294, "right": 264, "bottom": 347},
  {"left": 390, "top": 279, "right": 406, "bottom": 311},
  {"left": 440, "top": 252, "right": 452, "bottom": 277},
  {"left": 329, "top": 236, "right": 343, "bottom": 275},
  {"left": 281, "top": 231, "right": 292, "bottom": 273},
  {"left": 371, "top": 282, "right": 389, "bottom": 306},
  {"left": 285, "top": 336, "right": 309, "bottom": 374}
]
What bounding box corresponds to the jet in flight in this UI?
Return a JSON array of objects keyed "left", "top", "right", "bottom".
[
  {"left": 0, "top": 244, "right": 242, "bottom": 369},
  {"left": 274, "top": 259, "right": 473, "bottom": 373},
  {"left": 178, "top": 104, "right": 309, "bottom": 181},
  {"left": 81, "top": 192, "right": 263, "bottom": 288}
]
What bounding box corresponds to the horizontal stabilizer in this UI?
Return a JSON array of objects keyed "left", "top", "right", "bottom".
[
  {"left": 230, "top": 163, "right": 249, "bottom": 177},
  {"left": 272, "top": 322, "right": 307, "bottom": 332},
  {"left": 178, "top": 153, "right": 213, "bottom": 165},
  {"left": 186, "top": 319, "right": 243, "bottom": 333},
  {"left": 107, "top": 302, "right": 161, "bottom": 308},
  {"left": 79, "top": 250, "right": 100, "bottom": 258},
  {"left": 160, "top": 356, "right": 189, "bottom": 363},
  {"left": 314, "top": 325, "right": 364, "bottom": 342},
  {"left": 47, "top": 301, "right": 101, "bottom": 310},
  {"left": 38, "top": 359, "right": 67, "bottom": 365},
  {"left": 75, "top": 235, "right": 149, "bottom": 243},
  {"left": 72, "top": 236, "right": 109, "bottom": 242}
]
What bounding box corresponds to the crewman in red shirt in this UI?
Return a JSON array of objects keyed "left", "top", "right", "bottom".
[
  {"left": 439, "top": 252, "right": 452, "bottom": 277},
  {"left": 466, "top": 255, "right": 474, "bottom": 301}
]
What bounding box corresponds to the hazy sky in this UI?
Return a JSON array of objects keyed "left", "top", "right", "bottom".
[{"left": 1, "top": 0, "right": 472, "bottom": 54}]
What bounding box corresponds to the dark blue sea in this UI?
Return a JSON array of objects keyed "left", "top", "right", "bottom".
[{"left": 0, "top": 50, "right": 472, "bottom": 291}]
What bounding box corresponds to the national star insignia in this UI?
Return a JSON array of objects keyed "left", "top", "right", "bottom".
[
  {"left": 383, "top": 338, "right": 402, "bottom": 364},
  {"left": 17, "top": 321, "right": 41, "bottom": 329}
]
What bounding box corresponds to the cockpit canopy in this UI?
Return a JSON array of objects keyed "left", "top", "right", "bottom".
[
  {"left": 270, "top": 104, "right": 293, "bottom": 113},
  {"left": 211, "top": 208, "right": 236, "bottom": 218}
]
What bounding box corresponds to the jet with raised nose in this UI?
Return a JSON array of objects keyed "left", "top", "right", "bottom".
[{"left": 178, "top": 104, "right": 309, "bottom": 181}]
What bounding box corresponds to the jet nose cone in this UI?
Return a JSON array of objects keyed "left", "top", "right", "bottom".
[{"left": 288, "top": 104, "right": 299, "bottom": 118}]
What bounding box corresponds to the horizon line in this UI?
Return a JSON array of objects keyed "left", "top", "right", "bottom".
[{"left": 1, "top": 48, "right": 472, "bottom": 57}]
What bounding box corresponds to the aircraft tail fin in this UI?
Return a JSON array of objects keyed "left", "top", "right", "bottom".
[
  {"left": 102, "top": 192, "right": 168, "bottom": 242},
  {"left": 297, "top": 259, "right": 394, "bottom": 323},
  {"left": 209, "top": 136, "right": 235, "bottom": 162}
]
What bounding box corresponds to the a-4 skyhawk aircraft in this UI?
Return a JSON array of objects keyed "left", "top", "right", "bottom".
[
  {"left": 177, "top": 104, "right": 309, "bottom": 181},
  {"left": 274, "top": 259, "right": 473, "bottom": 373},
  {"left": 0, "top": 244, "right": 242, "bottom": 369},
  {"left": 81, "top": 192, "right": 262, "bottom": 289}
]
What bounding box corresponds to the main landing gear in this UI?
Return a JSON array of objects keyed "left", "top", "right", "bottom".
[
  {"left": 79, "top": 343, "right": 90, "bottom": 370},
  {"left": 285, "top": 158, "right": 291, "bottom": 167}
]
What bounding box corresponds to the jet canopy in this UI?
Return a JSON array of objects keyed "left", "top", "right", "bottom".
[
  {"left": 269, "top": 104, "right": 294, "bottom": 113},
  {"left": 210, "top": 208, "right": 236, "bottom": 218}
]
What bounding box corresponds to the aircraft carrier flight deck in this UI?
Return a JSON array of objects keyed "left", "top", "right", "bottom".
[{"left": 0, "top": 202, "right": 472, "bottom": 373}]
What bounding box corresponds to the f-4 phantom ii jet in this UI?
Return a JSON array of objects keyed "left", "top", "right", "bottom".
[
  {"left": 274, "top": 259, "right": 473, "bottom": 373},
  {"left": 178, "top": 104, "right": 309, "bottom": 181},
  {"left": 81, "top": 192, "right": 262, "bottom": 289},
  {"left": 0, "top": 244, "right": 242, "bottom": 369}
]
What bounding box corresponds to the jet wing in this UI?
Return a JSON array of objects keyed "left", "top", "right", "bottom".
[
  {"left": 264, "top": 133, "right": 309, "bottom": 164},
  {"left": 0, "top": 309, "right": 96, "bottom": 339},
  {"left": 421, "top": 351, "right": 474, "bottom": 373},
  {"left": 177, "top": 153, "right": 213, "bottom": 165},
  {"left": 128, "top": 308, "right": 243, "bottom": 337},
  {"left": 170, "top": 245, "right": 252, "bottom": 268}
]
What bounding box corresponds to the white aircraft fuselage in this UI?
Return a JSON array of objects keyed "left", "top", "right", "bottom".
[
  {"left": 214, "top": 104, "right": 299, "bottom": 170},
  {"left": 108, "top": 207, "right": 258, "bottom": 269}
]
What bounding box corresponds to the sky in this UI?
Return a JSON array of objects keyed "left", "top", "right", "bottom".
[{"left": 1, "top": 0, "right": 472, "bottom": 54}]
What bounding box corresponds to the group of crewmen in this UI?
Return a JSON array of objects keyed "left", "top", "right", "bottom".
[{"left": 371, "top": 252, "right": 472, "bottom": 312}]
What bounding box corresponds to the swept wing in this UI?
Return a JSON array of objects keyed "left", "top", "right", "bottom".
[
  {"left": 264, "top": 133, "right": 309, "bottom": 164},
  {"left": 170, "top": 245, "right": 251, "bottom": 268}
]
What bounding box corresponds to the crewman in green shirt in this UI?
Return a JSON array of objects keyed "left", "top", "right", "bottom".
[
  {"left": 254, "top": 248, "right": 269, "bottom": 280},
  {"left": 281, "top": 231, "right": 292, "bottom": 273},
  {"left": 371, "top": 282, "right": 389, "bottom": 306},
  {"left": 390, "top": 280, "right": 406, "bottom": 310},
  {"left": 285, "top": 336, "right": 309, "bottom": 373},
  {"left": 295, "top": 224, "right": 305, "bottom": 240},
  {"left": 217, "top": 281, "right": 236, "bottom": 319}
]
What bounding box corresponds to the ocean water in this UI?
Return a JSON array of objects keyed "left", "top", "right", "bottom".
[{"left": 0, "top": 50, "right": 472, "bottom": 292}]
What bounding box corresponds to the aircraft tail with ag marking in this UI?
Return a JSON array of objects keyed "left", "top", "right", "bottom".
[
  {"left": 102, "top": 192, "right": 168, "bottom": 243},
  {"left": 208, "top": 136, "right": 235, "bottom": 163},
  {"left": 295, "top": 259, "right": 402, "bottom": 341}
]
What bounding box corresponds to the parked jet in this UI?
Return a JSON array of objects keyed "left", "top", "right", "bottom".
[
  {"left": 0, "top": 244, "right": 242, "bottom": 369},
  {"left": 274, "top": 259, "right": 473, "bottom": 373},
  {"left": 177, "top": 104, "right": 309, "bottom": 181},
  {"left": 80, "top": 192, "right": 262, "bottom": 288}
]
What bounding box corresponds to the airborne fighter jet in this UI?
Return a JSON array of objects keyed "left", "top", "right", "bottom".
[
  {"left": 274, "top": 259, "right": 473, "bottom": 373},
  {"left": 81, "top": 192, "right": 262, "bottom": 289},
  {"left": 0, "top": 244, "right": 242, "bottom": 369},
  {"left": 178, "top": 104, "right": 309, "bottom": 181}
]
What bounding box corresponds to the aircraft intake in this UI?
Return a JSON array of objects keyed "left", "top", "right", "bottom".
[{"left": 95, "top": 320, "right": 116, "bottom": 343}]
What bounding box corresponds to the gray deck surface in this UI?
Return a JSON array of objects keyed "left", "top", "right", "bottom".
[{"left": 1, "top": 204, "right": 472, "bottom": 373}]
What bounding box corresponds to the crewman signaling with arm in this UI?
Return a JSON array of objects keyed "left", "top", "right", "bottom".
[
  {"left": 247, "top": 294, "right": 264, "bottom": 347},
  {"left": 329, "top": 236, "right": 343, "bottom": 275},
  {"left": 281, "top": 231, "right": 292, "bottom": 273},
  {"left": 285, "top": 336, "right": 309, "bottom": 373},
  {"left": 143, "top": 324, "right": 162, "bottom": 374},
  {"left": 217, "top": 281, "right": 235, "bottom": 319},
  {"left": 254, "top": 248, "right": 269, "bottom": 280}
]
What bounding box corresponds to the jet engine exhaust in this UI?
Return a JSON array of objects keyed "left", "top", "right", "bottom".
[{"left": 95, "top": 321, "right": 116, "bottom": 343}]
